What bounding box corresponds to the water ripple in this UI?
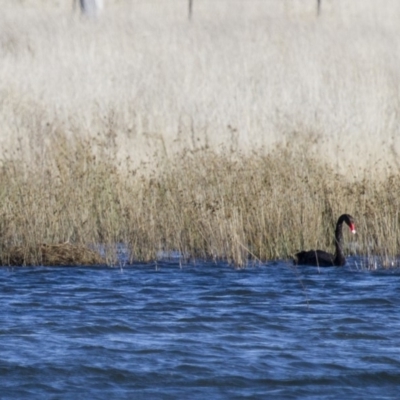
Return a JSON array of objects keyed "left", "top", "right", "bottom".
[{"left": 1, "top": 260, "right": 400, "bottom": 398}]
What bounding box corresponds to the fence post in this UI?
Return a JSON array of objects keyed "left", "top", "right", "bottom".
[
  {"left": 77, "top": 0, "right": 104, "bottom": 18},
  {"left": 188, "top": 0, "right": 193, "bottom": 21}
]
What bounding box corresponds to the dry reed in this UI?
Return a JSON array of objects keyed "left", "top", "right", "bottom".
[
  {"left": 1, "top": 2, "right": 400, "bottom": 267},
  {"left": 1, "top": 243, "right": 104, "bottom": 267},
  {"left": 0, "top": 133, "right": 399, "bottom": 268},
  {"left": 1, "top": 2, "right": 400, "bottom": 176}
]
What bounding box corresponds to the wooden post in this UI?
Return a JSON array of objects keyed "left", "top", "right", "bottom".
[
  {"left": 188, "top": 0, "right": 193, "bottom": 21},
  {"left": 76, "top": 0, "right": 104, "bottom": 18},
  {"left": 317, "top": 0, "right": 321, "bottom": 16}
]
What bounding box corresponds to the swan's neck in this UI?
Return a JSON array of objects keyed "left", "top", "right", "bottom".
[{"left": 334, "top": 221, "right": 345, "bottom": 265}]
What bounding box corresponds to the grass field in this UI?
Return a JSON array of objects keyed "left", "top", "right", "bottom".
[{"left": 1, "top": 0, "right": 400, "bottom": 266}]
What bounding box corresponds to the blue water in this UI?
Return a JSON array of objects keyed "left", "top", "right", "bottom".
[{"left": 1, "top": 257, "right": 400, "bottom": 399}]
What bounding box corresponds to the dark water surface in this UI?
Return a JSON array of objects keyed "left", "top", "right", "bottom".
[{"left": 1, "top": 257, "right": 400, "bottom": 399}]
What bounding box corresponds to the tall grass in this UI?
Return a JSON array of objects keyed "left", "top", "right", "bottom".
[
  {"left": 1, "top": 2, "right": 400, "bottom": 175},
  {"left": 0, "top": 2, "right": 400, "bottom": 266},
  {"left": 0, "top": 133, "right": 399, "bottom": 267}
]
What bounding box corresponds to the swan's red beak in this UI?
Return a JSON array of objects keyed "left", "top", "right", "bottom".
[{"left": 349, "top": 223, "right": 356, "bottom": 234}]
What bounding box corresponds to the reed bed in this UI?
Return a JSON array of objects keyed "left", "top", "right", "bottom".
[
  {"left": 0, "top": 134, "right": 399, "bottom": 267},
  {"left": 2, "top": 2, "right": 400, "bottom": 176},
  {"left": 1, "top": 243, "right": 105, "bottom": 267},
  {"left": 1, "top": 2, "right": 400, "bottom": 267}
]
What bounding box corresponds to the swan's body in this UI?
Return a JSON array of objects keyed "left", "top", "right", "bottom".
[{"left": 294, "top": 214, "right": 356, "bottom": 267}]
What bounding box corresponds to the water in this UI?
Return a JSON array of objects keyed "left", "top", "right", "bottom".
[{"left": 1, "top": 257, "right": 400, "bottom": 399}]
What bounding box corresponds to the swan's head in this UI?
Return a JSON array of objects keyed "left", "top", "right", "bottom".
[
  {"left": 340, "top": 214, "right": 356, "bottom": 234},
  {"left": 346, "top": 216, "right": 356, "bottom": 234}
]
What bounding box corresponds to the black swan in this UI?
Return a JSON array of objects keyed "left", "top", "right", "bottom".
[{"left": 293, "top": 214, "right": 356, "bottom": 267}]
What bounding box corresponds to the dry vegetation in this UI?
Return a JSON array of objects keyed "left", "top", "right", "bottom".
[
  {"left": 0, "top": 134, "right": 399, "bottom": 267},
  {"left": 0, "top": 1, "right": 400, "bottom": 267},
  {"left": 1, "top": 243, "right": 104, "bottom": 267}
]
